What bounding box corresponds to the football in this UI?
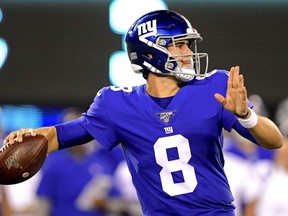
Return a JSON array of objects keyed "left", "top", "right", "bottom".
[{"left": 0, "top": 134, "right": 48, "bottom": 185}]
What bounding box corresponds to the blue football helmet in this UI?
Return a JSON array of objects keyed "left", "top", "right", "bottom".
[{"left": 125, "top": 10, "right": 208, "bottom": 82}]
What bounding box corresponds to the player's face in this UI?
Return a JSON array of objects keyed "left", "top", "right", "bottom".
[{"left": 167, "top": 40, "right": 193, "bottom": 69}]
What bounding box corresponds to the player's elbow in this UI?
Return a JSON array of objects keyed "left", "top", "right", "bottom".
[{"left": 261, "top": 136, "right": 284, "bottom": 150}]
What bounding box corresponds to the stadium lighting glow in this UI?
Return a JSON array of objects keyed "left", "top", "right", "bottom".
[
  {"left": 0, "top": 9, "right": 8, "bottom": 69},
  {"left": 108, "top": 0, "right": 167, "bottom": 86}
]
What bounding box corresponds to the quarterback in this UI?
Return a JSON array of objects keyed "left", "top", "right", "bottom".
[{"left": 5, "top": 10, "right": 283, "bottom": 215}]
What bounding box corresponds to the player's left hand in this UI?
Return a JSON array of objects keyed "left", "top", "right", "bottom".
[{"left": 214, "top": 66, "right": 249, "bottom": 117}]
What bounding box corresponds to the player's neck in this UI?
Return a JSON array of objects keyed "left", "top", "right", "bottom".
[{"left": 146, "top": 73, "right": 180, "bottom": 98}]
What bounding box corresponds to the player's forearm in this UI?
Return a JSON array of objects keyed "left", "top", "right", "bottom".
[
  {"left": 35, "top": 126, "right": 59, "bottom": 153},
  {"left": 249, "top": 116, "right": 283, "bottom": 150}
]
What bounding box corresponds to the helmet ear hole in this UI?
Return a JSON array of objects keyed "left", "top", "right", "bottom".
[{"left": 146, "top": 53, "right": 154, "bottom": 59}]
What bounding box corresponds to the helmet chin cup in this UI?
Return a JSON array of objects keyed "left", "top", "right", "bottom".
[{"left": 175, "top": 68, "right": 196, "bottom": 82}]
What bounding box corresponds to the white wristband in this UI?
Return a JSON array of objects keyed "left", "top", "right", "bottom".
[{"left": 236, "top": 108, "right": 258, "bottom": 128}]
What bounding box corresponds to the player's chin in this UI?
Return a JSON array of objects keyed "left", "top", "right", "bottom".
[{"left": 181, "top": 64, "right": 193, "bottom": 69}]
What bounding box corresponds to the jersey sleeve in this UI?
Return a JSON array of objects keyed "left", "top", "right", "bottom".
[
  {"left": 55, "top": 119, "right": 94, "bottom": 150},
  {"left": 80, "top": 87, "right": 119, "bottom": 150}
]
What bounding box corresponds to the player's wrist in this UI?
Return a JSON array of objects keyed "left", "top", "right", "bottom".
[
  {"left": 236, "top": 108, "right": 258, "bottom": 128},
  {"left": 234, "top": 110, "right": 250, "bottom": 119}
]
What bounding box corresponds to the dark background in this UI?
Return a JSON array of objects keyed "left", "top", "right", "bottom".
[{"left": 0, "top": 1, "right": 287, "bottom": 115}]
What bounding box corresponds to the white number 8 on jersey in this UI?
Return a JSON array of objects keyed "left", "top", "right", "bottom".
[{"left": 154, "top": 134, "right": 197, "bottom": 196}]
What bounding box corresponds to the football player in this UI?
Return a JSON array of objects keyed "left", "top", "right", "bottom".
[{"left": 5, "top": 10, "right": 283, "bottom": 216}]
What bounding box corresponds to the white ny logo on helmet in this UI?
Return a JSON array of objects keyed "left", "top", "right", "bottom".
[{"left": 138, "top": 19, "right": 157, "bottom": 43}]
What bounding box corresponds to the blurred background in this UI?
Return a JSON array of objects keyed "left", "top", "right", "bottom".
[
  {"left": 0, "top": 0, "right": 287, "bottom": 216},
  {"left": 0, "top": 0, "right": 288, "bottom": 112}
]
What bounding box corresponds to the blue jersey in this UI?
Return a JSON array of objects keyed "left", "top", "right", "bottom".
[
  {"left": 37, "top": 146, "right": 121, "bottom": 216},
  {"left": 79, "top": 70, "right": 254, "bottom": 216}
]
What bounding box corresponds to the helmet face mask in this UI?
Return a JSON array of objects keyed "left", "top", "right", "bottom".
[
  {"left": 160, "top": 35, "right": 208, "bottom": 82},
  {"left": 125, "top": 10, "right": 209, "bottom": 82}
]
